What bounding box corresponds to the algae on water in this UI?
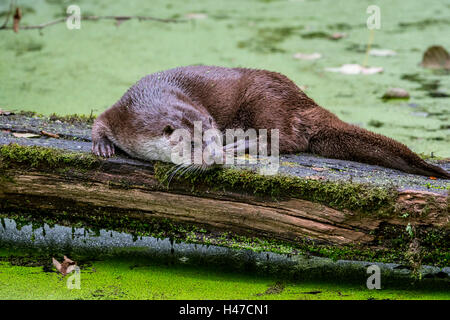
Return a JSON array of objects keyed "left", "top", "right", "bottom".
[{"left": 0, "top": 0, "right": 449, "bottom": 157}]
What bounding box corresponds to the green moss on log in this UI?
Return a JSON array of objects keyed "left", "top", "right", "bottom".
[
  {"left": 154, "top": 162, "right": 398, "bottom": 215},
  {"left": 0, "top": 144, "right": 100, "bottom": 170},
  {"left": 0, "top": 144, "right": 398, "bottom": 216},
  {"left": 15, "top": 110, "right": 96, "bottom": 125}
]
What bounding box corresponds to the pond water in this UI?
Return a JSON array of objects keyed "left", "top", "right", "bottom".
[{"left": 0, "top": 0, "right": 449, "bottom": 157}]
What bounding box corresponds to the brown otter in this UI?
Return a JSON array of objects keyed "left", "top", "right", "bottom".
[{"left": 92, "top": 65, "right": 449, "bottom": 178}]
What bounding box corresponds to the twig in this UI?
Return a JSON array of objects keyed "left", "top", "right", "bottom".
[
  {"left": 40, "top": 130, "right": 60, "bottom": 139},
  {"left": 83, "top": 15, "right": 184, "bottom": 23},
  {"left": 0, "top": 0, "right": 16, "bottom": 29},
  {"left": 0, "top": 14, "right": 185, "bottom": 31}
]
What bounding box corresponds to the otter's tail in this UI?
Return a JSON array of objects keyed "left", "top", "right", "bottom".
[{"left": 308, "top": 123, "right": 450, "bottom": 179}]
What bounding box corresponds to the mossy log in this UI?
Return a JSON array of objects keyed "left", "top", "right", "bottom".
[{"left": 0, "top": 112, "right": 449, "bottom": 265}]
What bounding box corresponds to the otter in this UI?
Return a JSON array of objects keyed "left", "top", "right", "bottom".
[{"left": 92, "top": 65, "right": 449, "bottom": 179}]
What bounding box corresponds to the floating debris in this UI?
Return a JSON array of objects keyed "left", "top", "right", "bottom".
[
  {"left": 301, "top": 31, "right": 346, "bottom": 40},
  {"left": 52, "top": 256, "right": 77, "bottom": 276},
  {"left": 330, "top": 32, "right": 346, "bottom": 40},
  {"left": 368, "top": 120, "right": 384, "bottom": 128},
  {"left": 293, "top": 52, "right": 322, "bottom": 60},
  {"left": 410, "top": 112, "right": 429, "bottom": 117},
  {"left": 185, "top": 13, "right": 208, "bottom": 20},
  {"left": 12, "top": 132, "right": 40, "bottom": 138},
  {"left": 326, "top": 64, "right": 383, "bottom": 75},
  {"left": 420, "top": 45, "right": 450, "bottom": 70},
  {"left": 382, "top": 88, "right": 410, "bottom": 100},
  {"left": 369, "top": 49, "right": 397, "bottom": 57},
  {"left": 302, "top": 290, "right": 322, "bottom": 294},
  {"left": 428, "top": 91, "right": 450, "bottom": 98},
  {"left": 0, "top": 109, "right": 14, "bottom": 116}
]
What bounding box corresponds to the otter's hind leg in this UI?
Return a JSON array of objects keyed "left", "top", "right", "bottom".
[{"left": 92, "top": 117, "right": 115, "bottom": 158}]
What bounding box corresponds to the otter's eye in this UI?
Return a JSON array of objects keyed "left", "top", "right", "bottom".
[{"left": 163, "top": 125, "right": 174, "bottom": 135}]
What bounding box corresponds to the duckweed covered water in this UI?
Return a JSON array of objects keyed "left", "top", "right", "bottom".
[
  {"left": 0, "top": 219, "right": 449, "bottom": 300},
  {"left": 1, "top": 253, "right": 449, "bottom": 300},
  {"left": 0, "top": 0, "right": 449, "bottom": 156}
]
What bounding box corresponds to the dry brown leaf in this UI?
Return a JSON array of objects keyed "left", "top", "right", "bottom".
[
  {"left": 382, "top": 88, "right": 410, "bottom": 100},
  {"left": 40, "top": 130, "right": 60, "bottom": 138},
  {"left": 420, "top": 46, "right": 450, "bottom": 70},
  {"left": 0, "top": 109, "right": 14, "bottom": 116},
  {"left": 13, "top": 7, "right": 22, "bottom": 33},
  {"left": 52, "top": 256, "right": 77, "bottom": 276}
]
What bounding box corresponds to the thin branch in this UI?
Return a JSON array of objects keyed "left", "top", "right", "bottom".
[
  {"left": 0, "top": 0, "right": 16, "bottom": 29},
  {"left": 0, "top": 14, "right": 186, "bottom": 31},
  {"left": 83, "top": 15, "right": 184, "bottom": 23}
]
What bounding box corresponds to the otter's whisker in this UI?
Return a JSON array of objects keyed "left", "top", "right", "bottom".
[
  {"left": 179, "top": 164, "right": 194, "bottom": 178},
  {"left": 167, "top": 163, "right": 187, "bottom": 185}
]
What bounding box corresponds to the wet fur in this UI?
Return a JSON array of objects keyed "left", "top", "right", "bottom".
[{"left": 92, "top": 66, "right": 449, "bottom": 179}]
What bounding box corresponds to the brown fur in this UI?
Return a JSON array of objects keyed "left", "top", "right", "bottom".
[{"left": 92, "top": 66, "right": 449, "bottom": 179}]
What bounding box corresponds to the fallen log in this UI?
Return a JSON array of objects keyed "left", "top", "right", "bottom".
[{"left": 0, "top": 112, "right": 448, "bottom": 267}]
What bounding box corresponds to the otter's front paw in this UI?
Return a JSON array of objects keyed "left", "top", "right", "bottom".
[{"left": 92, "top": 137, "right": 115, "bottom": 158}]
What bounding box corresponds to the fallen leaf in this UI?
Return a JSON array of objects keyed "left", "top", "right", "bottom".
[
  {"left": 420, "top": 45, "right": 450, "bottom": 70},
  {"left": 293, "top": 52, "right": 322, "bottom": 60},
  {"left": 40, "top": 130, "right": 60, "bottom": 139},
  {"left": 369, "top": 49, "right": 396, "bottom": 57},
  {"left": 410, "top": 111, "right": 428, "bottom": 118},
  {"left": 52, "top": 258, "right": 61, "bottom": 272},
  {"left": 185, "top": 13, "right": 208, "bottom": 20},
  {"left": 52, "top": 256, "right": 77, "bottom": 276},
  {"left": 0, "top": 109, "right": 14, "bottom": 116},
  {"left": 330, "top": 32, "right": 346, "bottom": 40},
  {"left": 429, "top": 176, "right": 437, "bottom": 180},
  {"left": 298, "top": 85, "right": 308, "bottom": 91},
  {"left": 382, "top": 88, "right": 410, "bottom": 100},
  {"left": 326, "top": 64, "right": 383, "bottom": 75},
  {"left": 12, "top": 132, "right": 40, "bottom": 138},
  {"left": 13, "top": 7, "right": 22, "bottom": 33}
]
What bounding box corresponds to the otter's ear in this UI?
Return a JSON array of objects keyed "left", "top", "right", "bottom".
[{"left": 163, "top": 125, "right": 174, "bottom": 136}]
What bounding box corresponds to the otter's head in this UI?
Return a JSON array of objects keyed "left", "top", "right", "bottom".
[{"left": 132, "top": 101, "right": 222, "bottom": 173}]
